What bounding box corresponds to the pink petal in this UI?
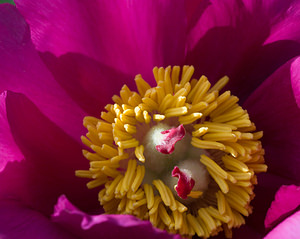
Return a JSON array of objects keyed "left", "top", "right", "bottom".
[
  {"left": 244, "top": 57, "right": 300, "bottom": 182},
  {"left": 0, "top": 4, "right": 86, "bottom": 142},
  {"left": 264, "top": 0, "right": 300, "bottom": 44},
  {"left": 0, "top": 91, "right": 24, "bottom": 172},
  {"left": 52, "top": 195, "right": 182, "bottom": 239},
  {"left": 189, "top": 0, "right": 300, "bottom": 49},
  {"left": 40, "top": 52, "right": 135, "bottom": 117},
  {"left": 185, "top": 0, "right": 210, "bottom": 32},
  {"left": 0, "top": 199, "right": 75, "bottom": 239},
  {"left": 265, "top": 185, "right": 300, "bottom": 228},
  {"left": 247, "top": 173, "right": 295, "bottom": 234},
  {"left": 0, "top": 91, "right": 98, "bottom": 215},
  {"left": 186, "top": 0, "right": 300, "bottom": 102},
  {"left": 264, "top": 211, "right": 300, "bottom": 239},
  {"left": 291, "top": 57, "right": 300, "bottom": 108},
  {"left": 15, "top": 0, "right": 186, "bottom": 82}
]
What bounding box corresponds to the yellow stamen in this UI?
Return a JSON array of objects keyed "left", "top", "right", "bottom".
[
  {"left": 164, "top": 106, "right": 188, "bottom": 117},
  {"left": 209, "top": 76, "right": 229, "bottom": 93},
  {"left": 135, "top": 75, "right": 151, "bottom": 96},
  {"left": 178, "top": 112, "right": 202, "bottom": 125},
  {"left": 144, "top": 184, "right": 155, "bottom": 209},
  {"left": 191, "top": 137, "right": 226, "bottom": 150},
  {"left": 117, "top": 138, "right": 139, "bottom": 149},
  {"left": 131, "top": 165, "right": 145, "bottom": 192},
  {"left": 187, "top": 190, "right": 203, "bottom": 198},
  {"left": 149, "top": 196, "right": 162, "bottom": 215},
  {"left": 134, "top": 145, "right": 145, "bottom": 163},
  {"left": 153, "top": 180, "right": 171, "bottom": 207},
  {"left": 187, "top": 214, "right": 205, "bottom": 237},
  {"left": 200, "top": 155, "right": 228, "bottom": 179},
  {"left": 192, "top": 127, "right": 208, "bottom": 137},
  {"left": 75, "top": 170, "right": 93, "bottom": 179},
  {"left": 208, "top": 168, "right": 229, "bottom": 193},
  {"left": 121, "top": 159, "right": 137, "bottom": 192},
  {"left": 173, "top": 210, "right": 183, "bottom": 230},
  {"left": 77, "top": 65, "right": 266, "bottom": 239},
  {"left": 198, "top": 207, "right": 217, "bottom": 232}
]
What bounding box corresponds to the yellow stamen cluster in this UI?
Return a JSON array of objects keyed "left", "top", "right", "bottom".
[{"left": 76, "top": 66, "right": 267, "bottom": 238}]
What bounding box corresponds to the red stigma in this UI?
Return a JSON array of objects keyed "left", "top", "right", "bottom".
[
  {"left": 172, "top": 166, "right": 195, "bottom": 199},
  {"left": 155, "top": 124, "right": 186, "bottom": 154}
]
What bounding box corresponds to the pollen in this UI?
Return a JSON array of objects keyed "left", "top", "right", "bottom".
[{"left": 76, "top": 66, "right": 267, "bottom": 238}]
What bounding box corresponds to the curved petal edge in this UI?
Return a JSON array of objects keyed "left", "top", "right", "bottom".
[
  {"left": 265, "top": 185, "right": 300, "bottom": 228},
  {"left": 0, "top": 91, "right": 24, "bottom": 172},
  {"left": 52, "top": 195, "right": 182, "bottom": 239}
]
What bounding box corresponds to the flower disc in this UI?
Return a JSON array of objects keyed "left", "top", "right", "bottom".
[{"left": 76, "top": 66, "right": 267, "bottom": 238}]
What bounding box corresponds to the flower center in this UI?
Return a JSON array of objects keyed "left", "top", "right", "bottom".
[
  {"left": 76, "top": 66, "right": 267, "bottom": 238},
  {"left": 141, "top": 123, "right": 209, "bottom": 202}
]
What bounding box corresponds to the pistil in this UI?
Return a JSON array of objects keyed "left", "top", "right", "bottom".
[
  {"left": 156, "top": 124, "right": 186, "bottom": 154},
  {"left": 172, "top": 166, "right": 195, "bottom": 199}
]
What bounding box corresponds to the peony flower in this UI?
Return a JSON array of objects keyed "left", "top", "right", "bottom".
[{"left": 0, "top": 0, "right": 300, "bottom": 238}]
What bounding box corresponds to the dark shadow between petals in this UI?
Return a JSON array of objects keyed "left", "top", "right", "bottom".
[
  {"left": 1, "top": 91, "right": 99, "bottom": 216},
  {"left": 186, "top": 22, "right": 300, "bottom": 103}
]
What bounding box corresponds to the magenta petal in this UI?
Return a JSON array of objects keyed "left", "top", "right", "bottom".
[
  {"left": 265, "top": 185, "right": 300, "bottom": 228},
  {"left": 0, "top": 200, "right": 75, "bottom": 239},
  {"left": 40, "top": 52, "right": 135, "bottom": 117},
  {"left": 53, "top": 195, "right": 182, "bottom": 239},
  {"left": 291, "top": 57, "right": 300, "bottom": 108},
  {"left": 264, "top": 211, "right": 300, "bottom": 239},
  {"left": 15, "top": 0, "right": 186, "bottom": 81},
  {"left": 244, "top": 57, "right": 300, "bottom": 181},
  {"left": 186, "top": 0, "right": 300, "bottom": 102},
  {"left": 0, "top": 91, "right": 98, "bottom": 215},
  {"left": 264, "top": 0, "right": 300, "bottom": 44},
  {"left": 0, "top": 4, "right": 86, "bottom": 142},
  {"left": 0, "top": 91, "right": 23, "bottom": 172},
  {"left": 247, "top": 173, "right": 295, "bottom": 234}
]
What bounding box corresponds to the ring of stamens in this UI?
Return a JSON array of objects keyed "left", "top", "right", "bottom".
[{"left": 76, "top": 66, "right": 267, "bottom": 238}]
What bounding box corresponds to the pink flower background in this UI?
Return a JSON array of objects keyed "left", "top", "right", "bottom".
[{"left": 0, "top": 0, "right": 300, "bottom": 238}]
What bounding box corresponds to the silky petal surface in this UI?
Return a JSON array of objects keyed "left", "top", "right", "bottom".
[
  {"left": 40, "top": 52, "right": 135, "bottom": 117},
  {"left": 244, "top": 57, "right": 300, "bottom": 182},
  {"left": 265, "top": 185, "right": 300, "bottom": 228},
  {"left": 0, "top": 91, "right": 24, "bottom": 172},
  {"left": 291, "top": 57, "right": 300, "bottom": 108},
  {"left": 0, "top": 91, "right": 98, "bottom": 215},
  {"left": 264, "top": 211, "right": 300, "bottom": 239},
  {"left": 0, "top": 200, "right": 75, "bottom": 239},
  {"left": 53, "top": 195, "right": 181, "bottom": 239},
  {"left": 186, "top": 0, "right": 300, "bottom": 102},
  {"left": 248, "top": 173, "right": 296, "bottom": 234},
  {"left": 15, "top": 0, "right": 186, "bottom": 82},
  {"left": 0, "top": 4, "right": 86, "bottom": 141},
  {"left": 264, "top": 0, "right": 300, "bottom": 44}
]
